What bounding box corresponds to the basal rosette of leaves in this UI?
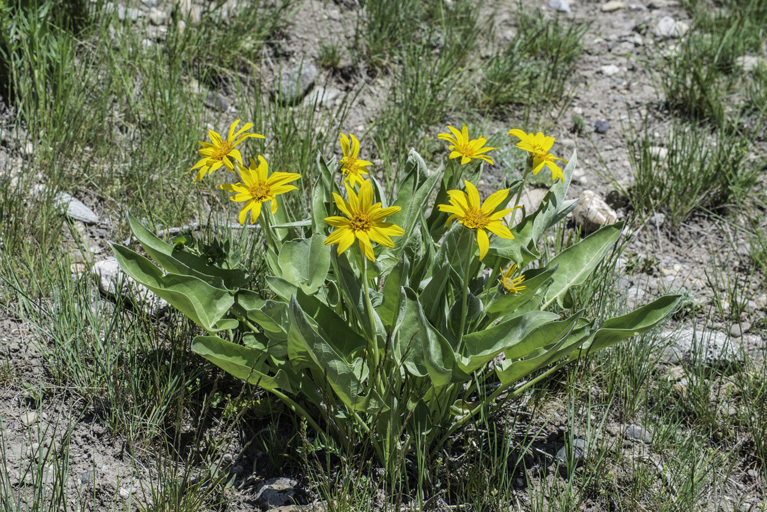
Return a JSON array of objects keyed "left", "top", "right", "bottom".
[{"left": 112, "top": 127, "right": 680, "bottom": 474}]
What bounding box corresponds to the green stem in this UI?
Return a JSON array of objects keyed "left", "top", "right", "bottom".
[
  {"left": 260, "top": 209, "right": 278, "bottom": 251},
  {"left": 456, "top": 238, "right": 474, "bottom": 353},
  {"left": 268, "top": 388, "right": 324, "bottom": 440},
  {"left": 508, "top": 159, "right": 532, "bottom": 227},
  {"left": 361, "top": 257, "right": 380, "bottom": 381},
  {"left": 437, "top": 360, "right": 569, "bottom": 449}
]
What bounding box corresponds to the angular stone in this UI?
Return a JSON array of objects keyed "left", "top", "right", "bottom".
[
  {"left": 549, "top": 0, "right": 571, "bottom": 13},
  {"left": 595, "top": 120, "right": 610, "bottom": 134},
  {"left": 659, "top": 329, "right": 740, "bottom": 366},
  {"left": 255, "top": 477, "right": 300, "bottom": 508},
  {"left": 625, "top": 424, "right": 652, "bottom": 443},
  {"left": 93, "top": 258, "right": 168, "bottom": 316},
  {"left": 601, "top": 64, "right": 620, "bottom": 76},
  {"left": 556, "top": 438, "right": 588, "bottom": 465},
  {"left": 735, "top": 55, "right": 766, "bottom": 72},
  {"left": 272, "top": 62, "right": 318, "bottom": 105},
  {"left": 601, "top": 1, "right": 625, "bottom": 11},
  {"left": 506, "top": 187, "right": 549, "bottom": 226},
  {"left": 573, "top": 190, "right": 617, "bottom": 233}
]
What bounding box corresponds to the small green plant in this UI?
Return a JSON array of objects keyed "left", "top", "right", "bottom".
[
  {"left": 113, "top": 119, "right": 680, "bottom": 482},
  {"left": 319, "top": 42, "right": 341, "bottom": 70},
  {"left": 627, "top": 119, "right": 754, "bottom": 226}
]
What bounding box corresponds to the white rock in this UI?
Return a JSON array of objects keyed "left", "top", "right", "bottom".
[
  {"left": 506, "top": 188, "right": 549, "bottom": 226},
  {"left": 22, "top": 411, "right": 39, "bottom": 426},
  {"left": 93, "top": 258, "right": 169, "bottom": 316},
  {"left": 648, "top": 146, "right": 668, "bottom": 160},
  {"left": 573, "top": 190, "right": 617, "bottom": 233},
  {"left": 659, "top": 329, "right": 740, "bottom": 365},
  {"left": 654, "top": 16, "right": 688, "bottom": 38},
  {"left": 32, "top": 185, "right": 99, "bottom": 224},
  {"left": 601, "top": 1, "right": 625, "bottom": 11},
  {"left": 601, "top": 64, "right": 621, "bottom": 76},
  {"left": 549, "top": 0, "right": 571, "bottom": 13},
  {"left": 148, "top": 7, "right": 167, "bottom": 25},
  {"left": 303, "top": 86, "right": 342, "bottom": 108},
  {"left": 735, "top": 55, "right": 766, "bottom": 72}
]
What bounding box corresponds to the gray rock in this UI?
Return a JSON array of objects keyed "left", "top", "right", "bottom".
[
  {"left": 506, "top": 187, "right": 549, "bottom": 226},
  {"left": 594, "top": 120, "right": 610, "bottom": 134},
  {"left": 93, "top": 257, "right": 169, "bottom": 316},
  {"left": 625, "top": 424, "right": 652, "bottom": 443},
  {"left": 303, "top": 86, "right": 342, "bottom": 108},
  {"left": 659, "top": 328, "right": 740, "bottom": 366},
  {"left": 80, "top": 470, "right": 95, "bottom": 484},
  {"left": 654, "top": 16, "right": 688, "bottom": 38},
  {"left": 648, "top": 146, "right": 668, "bottom": 161},
  {"left": 730, "top": 322, "right": 751, "bottom": 338},
  {"left": 22, "top": 411, "right": 39, "bottom": 426},
  {"left": 148, "top": 7, "right": 167, "bottom": 25},
  {"left": 33, "top": 185, "right": 100, "bottom": 224},
  {"left": 556, "top": 438, "right": 588, "bottom": 465},
  {"left": 601, "top": 1, "right": 625, "bottom": 11},
  {"left": 205, "top": 91, "right": 230, "bottom": 111},
  {"left": 601, "top": 64, "right": 620, "bottom": 76},
  {"left": 117, "top": 5, "right": 142, "bottom": 22},
  {"left": 649, "top": 212, "right": 665, "bottom": 227},
  {"left": 549, "top": 0, "right": 571, "bottom": 13},
  {"left": 573, "top": 190, "right": 618, "bottom": 233},
  {"left": 273, "top": 62, "right": 318, "bottom": 104},
  {"left": 255, "top": 477, "right": 300, "bottom": 508}
]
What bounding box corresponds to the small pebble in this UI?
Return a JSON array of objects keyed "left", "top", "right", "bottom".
[
  {"left": 601, "top": 64, "right": 620, "bottom": 76},
  {"left": 730, "top": 322, "right": 751, "bottom": 338},
  {"left": 595, "top": 120, "right": 610, "bottom": 134},
  {"left": 549, "top": 0, "right": 571, "bottom": 13},
  {"left": 601, "top": 0, "right": 625, "bottom": 11},
  {"left": 22, "top": 411, "right": 38, "bottom": 426},
  {"left": 625, "top": 424, "right": 652, "bottom": 443},
  {"left": 555, "top": 438, "right": 588, "bottom": 465}
]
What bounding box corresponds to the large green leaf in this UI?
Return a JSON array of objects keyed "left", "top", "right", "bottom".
[
  {"left": 277, "top": 234, "right": 330, "bottom": 294},
  {"left": 542, "top": 222, "right": 623, "bottom": 309},
  {"left": 294, "top": 289, "right": 367, "bottom": 358},
  {"left": 334, "top": 253, "right": 385, "bottom": 340},
  {"left": 192, "top": 336, "right": 290, "bottom": 392},
  {"left": 393, "top": 288, "right": 464, "bottom": 388},
  {"left": 112, "top": 244, "right": 234, "bottom": 332},
  {"left": 458, "top": 311, "right": 559, "bottom": 373},
  {"left": 389, "top": 150, "right": 441, "bottom": 260},
  {"left": 377, "top": 256, "right": 409, "bottom": 330},
  {"left": 288, "top": 297, "right": 379, "bottom": 411},
  {"left": 485, "top": 266, "right": 558, "bottom": 320},
  {"left": 127, "top": 214, "right": 247, "bottom": 290},
  {"left": 495, "top": 315, "right": 587, "bottom": 386},
  {"left": 575, "top": 295, "right": 682, "bottom": 356}
]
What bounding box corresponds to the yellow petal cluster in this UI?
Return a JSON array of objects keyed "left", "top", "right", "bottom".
[
  {"left": 500, "top": 263, "right": 526, "bottom": 294},
  {"left": 339, "top": 133, "right": 373, "bottom": 187},
  {"left": 219, "top": 156, "right": 301, "bottom": 225},
  {"left": 191, "top": 119, "right": 264, "bottom": 182},
  {"left": 324, "top": 180, "right": 404, "bottom": 262},
  {"left": 438, "top": 125, "right": 497, "bottom": 165},
  {"left": 438, "top": 181, "right": 516, "bottom": 260},
  {"left": 508, "top": 129, "right": 567, "bottom": 182}
]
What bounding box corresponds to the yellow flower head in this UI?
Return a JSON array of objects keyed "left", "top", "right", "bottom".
[
  {"left": 191, "top": 119, "right": 265, "bottom": 183},
  {"left": 508, "top": 129, "right": 567, "bottom": 183},
  {"left": 219, "top": 156, "right": 301, "bottom": 225},
  {"left": 324, "top": 179, "right": 404, "bottom": 262},
  {"left": 339, "top": 133, "right": 373, "bottom": 187},
  {"left": 438, "top": 180, "right": 517, "bottom": 261},
  {"left": 500, "top": 263, "right": 526, "bottom": 294},
  {"left": 438, "top": 125, "right": 497, "bottom": 166}
]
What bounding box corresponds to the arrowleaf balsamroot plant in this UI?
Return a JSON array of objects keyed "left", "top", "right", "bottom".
[{"left": 113, "top": 120, "right": 681, "bottom": 476}]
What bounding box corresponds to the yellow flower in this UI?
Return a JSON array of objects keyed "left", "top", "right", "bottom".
[
  {"left": 438, "top": 125, "right": 497, "bottom": 165},
  {"left": 438, "top": 180, "right": 516, "bottom": 260},
  {"left": 191, "top": 119, "right": 265, "bottom": 183},
  {"left": 508, "top": 129, "right": 567, "bottom": 182},
  {"left": 500, "top": 263, "right": 526, "bottom": 294},
  {"left": 219, "top": 156, "right": 301, "bottom": 225},
  {"left": 339, "top": 133, "right": 373, "bottom": 187},
  {"left": 324, "top": 179, "right": 404, "bottom": 262}
]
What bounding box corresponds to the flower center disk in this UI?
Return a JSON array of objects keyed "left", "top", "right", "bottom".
[
  {"left": 212, "top": 141, "right": 233, "bottom": 160},
  {"left": 462, "top": 207, "right": 489, "bottom": 230},
  {"left": 350, "top": 212, "right": 372, "bottom": 232},
  {"left": 249, "top": 182, "right": 271, "bottom": 202}
]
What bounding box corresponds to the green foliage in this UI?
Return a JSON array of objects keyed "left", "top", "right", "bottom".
[
  {"left": 627, "top": 119, "right": 755, "bottom": 226},
  {"left": 116, "top": 143, "right": 680, "bottom": 477},
  {"left": 479, "top": 9, "right": 590, "bottom": 110}
]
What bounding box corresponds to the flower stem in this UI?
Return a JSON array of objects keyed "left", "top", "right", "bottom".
[
  {"left": 508, "top": 158, "right": 533, "bottom": 227},
  {"left": 361, "top": 256, "right": 380, "bottom": 380},
  {"left": 456, "top": 237, "right": 474, "bottom": 353},
  {"left": 260, "top": 209, "right": 278, "bottom": 251}
]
